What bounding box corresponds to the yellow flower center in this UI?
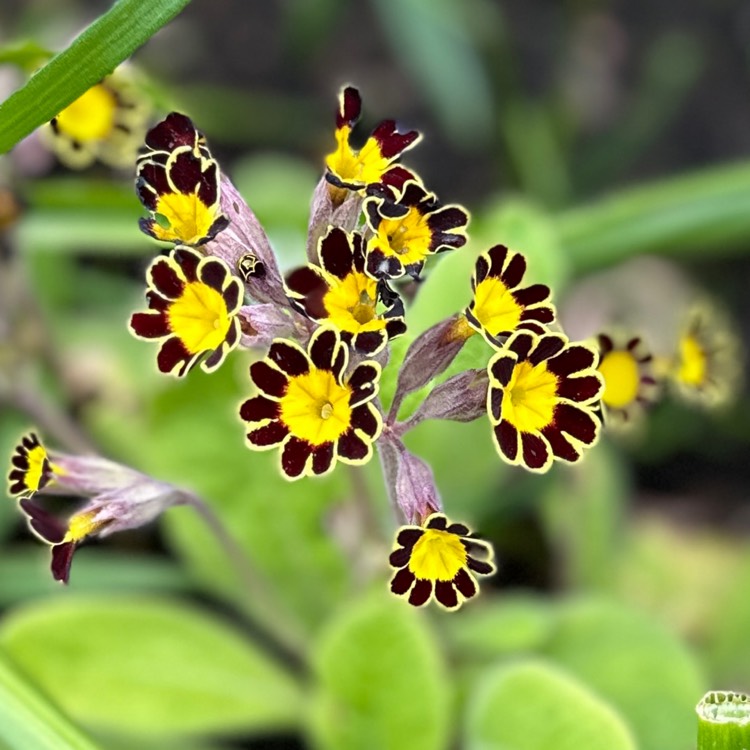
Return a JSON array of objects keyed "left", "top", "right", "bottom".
[
  {"left": 323, "top": 272, "right": 385, "bottom": 334},
  {"left": 279, "top": 369, "right": 353, "bottom": 446},
  {"left": 325, "top": 127, "right": 391, "bottom": 186},
  {"left": 599, "top": 350, "right": 640, "bottom": 409},
  {"left": 370, "top": 206, "right": 432, "bottom": 265},
  {"left": 153, "top": 192, "right": 217, "bottom": 245},
  {"left": 167, "top": 281, "right": 231, "bottom": 355},
  {"left": 472, "top": 277, "right": 523, "bottom": 337},
  {"left": 24, "top": 445, "right": 49, "bottom": 493},
  {"left": 63, "top": 510, "right": 104, "bottom": 543},
  {"left": 408, "top": 529, "right": 468, "bottom": 581},
  {"left": 54, "top": 84, "right": 117, "bottom": 143},
  {"left": 677, "top": 334, "right": 707, "bottom": 387},
  {"left": 502, "top": 360, "right": 559, "bottom": 433}
]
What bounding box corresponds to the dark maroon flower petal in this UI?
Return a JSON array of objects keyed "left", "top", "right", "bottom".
[
  {"left": 348, "top": 363, "right": 380, "bottom": 406},
  {"left": 447, "top": 522, "right": 470, "bottom": 536},
  {"left": 51, "top": 542, "right": 77, "bottom": 584},
  {"left": 467, "top": 557, "right": 494, "bottom": 576},
  {"left": 240, "top": 395, "right": 280, "bottom": 423},
  {"left": 529, "top": 334, "right": 567, "bottom": 365},
  {"left": 353, "top": 330, "right": 385, "bottom": 354},
  {"left": 598, "top": 334, "right": 614, "bottom": 354},
  {"left": 146, "top": 290, "right": 169, "bottom": 311},
  {"left": 487, "top": 385, "right": 504, "bottom": 423},
  {"left": 385, "top": 318, "right": 407, "bottom": 339},
  {"left": 397, "top": 528, "right": 423, "bottom": 549},
  {"left": 512, "top": 284, "right": 551, "bottom": 306},
  {"left": 196, "top": 160, "right": 219, "bottom": 207},
  {"left": 157, "top": 337, "right": 195, "bottom": 376},
  {"left": 247, "top": 422, "right": 289, "bottom": 448},
  {"left": 507, "top": 331, "right": 534, "bottom": 361},
  {"left": 520, "top": 432, "right": 551, "bottom": 471},
  {"left": 541, "top": 426, "right": 581, "bottom": 463},
  {"left": 521, "top": 307, "right": 555, "bottom": 326},
  {"left": 365, "top": 248, "right": 403, "bottom": 280},
  {"left": 129, "top": 311, "right": 169, "bottom": 339},
  {"left": 351, "top": 404, "right": 380, "bottom": 437},
  {"left": 318, "top": 227, "right": 354, "bottom": 280},
  {"left": 268, "top": 341, "right": 310, "bottom": 377},
  {"left": 19, "top": 499, "right": 66, "bottom": 543},
  {"left": 172, "top": 246, "right": 201, "bottom": 282},
  {"left": 494, "top": 420, "right": 519, "bottom": 462},
  {"left": 426, "top": 514, "right": 447, "bottom": 530},
  {"left": 149, "top": 258, "right": 185, "bottom": 300},
  {"left": 202, "top": 344, "right": 227, "bottom": 372},
  {"left": 435, "top": 580, "right": 459, "bottom": 608},
  {"left": 223, "top": 278, "right": 242, "bottom": 312},
  {"left": 310, "top": 328, "right": 339, "bottom": 371},
  {"left": 389, "top": 548, "right": 411, "bottom": 568},
  {"left": 390, "top": 566, "right": 415, "bottom": 595},
  {"left": 311, "top": 443, "right": 335, "bottom": 475},
  {"left": 168, "top": 150, "right": 205, "bottom": 195},
  {"left": 408, "top": 578, "right": 433, "bottom": 606},
  {"left": 337, "top": 86, "right": 361, "bottom": 129},
  {"left": 250, "top": 360, "right": 288, "bottom": 397},
  {"left": 488, "top": 353, "right": 516, "bottom": 387},
  {"left": 427, "top": 205, "right": 468, "bottom": 232},
  {"left": 554, "top": 403, "right": 599, "bottom": 445},
  {"left": 281, "top": 437, "right": 312, "bottom": 478},
  {"left": 501, "top": 252, "right": 526, "bottom": 288},
  {"left": 145, "top": 112, "right": 199, "bottom": 151},
  {"left": 285, "top": 266, "right": 328, "bottom": 319},
  {"left": 547, "top": 346, "right": 596, "bottom": 377},
  {"left": 380, "top": 165, "right": 414, "bottom": 191},
  {"left": 485, "top": 245, "right": 509, "bottom": 278},
  {"left": 198, "top": 258, "right": 228, "bottom": 291},
  {"left": 371, "top": 120, "right": 420, "bottom": 159},
  {"left": 557, "top": 375, "right": 603, "bottom": 403},
  {"left": 337, "top": 430, "right": 369, "bottom": 461},
  {"left": 454, "top": 568, "right": 478, "bottom": 598}
]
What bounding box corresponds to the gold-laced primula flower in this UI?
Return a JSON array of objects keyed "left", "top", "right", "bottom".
[
  {"left": 669, "top": 301, "right": 742, "bottom": 408},
  {"left": 286, "top": 227, "right": 406, "bottom": 355},
  {"left": 240, "top": 327, "right": 382, "bottom": 480},
  {"left": 465, "top": 244, "right": 556, "bottom": 345},
  {"left": 7, "top": 432, "right": 54, "bottom": 498},
  {"left": 129, "top": 246, "right": 243, "bottom": 376},
  {"left": 42, "top": 69, "right": 150, "bottom": 169},
  {"left": 596, "top": 332, "right": 659, "bottom": 427},
  {"left": 363, "top": 181, "right": 469, "bottom": 280},
  {"left": 136, "top": 112, "right": 229, "bottom": 245},
  {"left": 325, "top": 86, "right": 421, "bottom": 196},
  {"left": 487, "top": 330, "right": 604, "bottom": 472},
  {"left": 389, "top": 513, "right": 495, "bottom": 610}
]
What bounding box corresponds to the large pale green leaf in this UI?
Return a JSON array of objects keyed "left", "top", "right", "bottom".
[
  {"left": 465, "top": 660, "right": 636, "bottom": 750},
  {"left": 0, "top": 595, "right": 303, "bottom": 738},
  {"left": 545, "top": 599, "right": 705, "bottom": 750},
  {"left": 0, "top": 0, "right": 191, "bottom": 153},
  {"left": 0, "top": 650, "right": 99, "bottom": 750},
  {"left": 309, "top": 593, "right": 451, "bottom": 750}
]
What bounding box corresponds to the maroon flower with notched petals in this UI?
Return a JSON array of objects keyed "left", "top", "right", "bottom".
[
  {"left": 136, "top": 113, "right": 229, "bottom": 245},
  {"left": 129, "top": 246, "right": 243, "bottom": 376},
  {"left": 363, "top": 180, "right": 469, "bottom": 280},
  {"left": 487, "top": 330, "right": 604, "bottom": 472},
  {"left": 389, "top": 513, "right": 495, "bottom": 610},
  {"left": 240, "top": 327, "right": 383, "bottom": 480},
  {"left": 286, "top": 226, "right": 406, "bottom": 355}
]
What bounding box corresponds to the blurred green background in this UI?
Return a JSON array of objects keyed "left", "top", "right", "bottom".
[{"left": 1, "top": 1, "right": 750, "bottom": 748}]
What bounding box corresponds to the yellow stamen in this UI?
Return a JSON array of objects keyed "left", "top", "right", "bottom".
[
  {"left": 502, "top": 360, "right": 558, "bottom": 433},
  {"left": 408, "top": 529, "right": 468, "bottom": 581},
  {"left": 279, "top": 369, "right": 352, "bottom": 445},
  {"left": 54, "top": 84, "right": 118, "bottom": 143},
  {"left": 167, "top": 281, "right": 231, "bottom": 354},
  {"left": 599, "top": 350, "right": 640, "bottom": 409}
]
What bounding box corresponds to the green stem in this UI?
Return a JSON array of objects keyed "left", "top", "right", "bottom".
[
  {"left": 557, "top": 160, "right": 750, "bottom": 273},
  {"left": 697, "top": 691, "right": 750, "bottom": 750}
]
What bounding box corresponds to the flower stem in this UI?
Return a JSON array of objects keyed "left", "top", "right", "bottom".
[
  {"left": 183, "top": 493, "right": 308, "bottom": 666},
  {"left": 696, "top": 691, "right": 750, "bottom": 750}
]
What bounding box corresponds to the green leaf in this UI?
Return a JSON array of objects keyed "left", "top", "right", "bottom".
[
  {"left": 0, "top": 40, "right": 52, "bottom": 71},
  {"left": 0, "top": 595, "right": 303, "bottom": 738},
  {"left": 545, "top": 599, "right": 705, "bottom": 750},
  {"left": 0, "top": 0, "right": 191, "bottom": 154},
  {"left": 309, "top": 593, "right": 451, "bottom": 750},
  {"left": 465, "top": 659, "right": 637, "bottom": 750},
  {"left": 0, "top": 650, "right": 100, "bottom": 750},
  {"left": 443, "top": 596, "right": 555, "bottom": 660}
]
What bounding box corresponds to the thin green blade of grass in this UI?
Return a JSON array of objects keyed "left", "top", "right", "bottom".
[{"left": 0, "top": 0, "right": 191, "bottom": 154}]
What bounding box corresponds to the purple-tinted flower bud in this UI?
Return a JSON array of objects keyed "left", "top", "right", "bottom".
[
  {"left": 307, "top": 175, "right": 364, "bottom": 263},
  {"left": 237, "top": 304, "right": 309, "bottom": 349}
]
